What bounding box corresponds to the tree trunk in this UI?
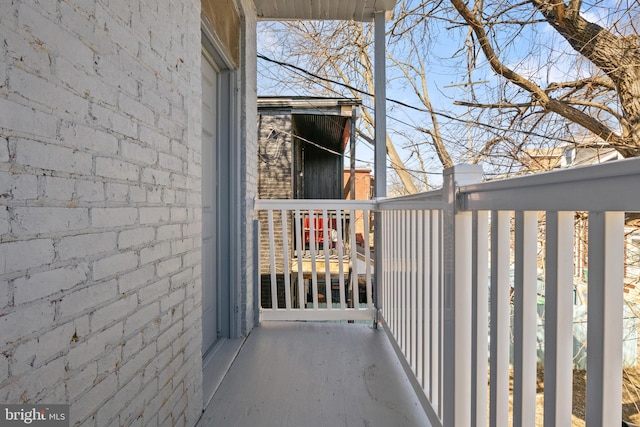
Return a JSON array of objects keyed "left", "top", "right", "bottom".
[{"left": 532, "top": 1, "right": 640, "bottom": 155}]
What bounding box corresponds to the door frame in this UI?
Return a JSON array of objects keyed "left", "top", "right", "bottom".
[{"left": 201, "top": 15, "right": 243, "bottom": 405}]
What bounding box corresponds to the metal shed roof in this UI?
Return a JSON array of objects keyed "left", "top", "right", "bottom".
[{"left": 253, "top": 0, "right": 397, "bottom": 21}]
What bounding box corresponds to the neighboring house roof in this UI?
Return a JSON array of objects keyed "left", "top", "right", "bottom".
[
  {"left": 253, "top": 0, "right": 397, "bottom": 21},
  {"left": 258, "top": 97, "right": 361, "bottom": 153}
]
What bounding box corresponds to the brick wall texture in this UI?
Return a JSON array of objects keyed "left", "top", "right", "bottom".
[{"left": 0, "top": 0, "right": 256, "bottom": 425}]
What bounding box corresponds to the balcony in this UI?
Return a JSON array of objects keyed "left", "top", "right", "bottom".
[{"left": 202, "top": 158, "right": 640, "bottom": 426}]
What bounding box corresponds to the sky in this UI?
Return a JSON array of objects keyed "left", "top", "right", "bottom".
[{"left": 255, "top": 0, "right": 626, "bottom": 190}]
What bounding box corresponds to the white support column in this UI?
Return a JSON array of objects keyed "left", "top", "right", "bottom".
[
  {"left": 586, "top": 211, "right": 624, "bottom": 427},
  {"left": 442, "top": 164, "right": 483, "bottom": 427},
  {"left": 374, "top": 11, "right": 386, "bottom": 199},
  {"left": 373, "top": 11, "right": 386, "bottom": 327}
]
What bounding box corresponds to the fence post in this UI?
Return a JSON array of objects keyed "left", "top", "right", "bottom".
[{"left": 442, "top": 163, "right": 483, "bottom": 427}]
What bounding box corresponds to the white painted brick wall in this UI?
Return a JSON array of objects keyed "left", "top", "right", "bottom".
[
  {"left": 0, "top": 0, "right": 208, "bottom": 426},
  {"left": 0, "top": 0, "right": 257, "bottom": 425}
]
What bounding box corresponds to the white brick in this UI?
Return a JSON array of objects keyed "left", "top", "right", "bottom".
[
  {"left": 118, "top": 344, "right": 155, "bottom": 386},
  {"left": 106, "top": 182, "right": 129, "bottom": 202},
  {"left": 11, "top": 321, "right": 76, "bottom": 375},
  {"left": 3, "top": 26, "right": 52, "bottom": 74},
  {"left": 140, "top": 242, "right": 171, "bottom": 265},
  {"left": 118, "top": 227, "right": 155, "bottom": 249},
  {"left": 170, "top": 207, "right": 188, "bottom": 222},
  {"left": 140, "top": 207, "right": 170, "bottom": 224},
  {"left": 139, "top": 125, "right": 170, "bottom": 151},
  {"left": 66, "top": 361, "right": 97, "bottom": 402},
  {"left": 67, "top": 322, "right": 122, "bottom": 371},
  {"left": 157, "top": 224, "right": 182, "bottom": 241},
  {"left": 9, "top": 67, "right": 88, "bottom": 118},
  {"left": 138, "top": 278, "right": 170, "bottom": 306},
  {"left": 118, "top": 265, "right": 155, "bottom": 294},
  {"left": 0, "top": 280, "right": 8, "bottom": 309},
  {"left": 157, "top": 257, "right": 182, "bottom": 277},
  {"left": 0, "top": 300, "right": 56, "bottom": 344},
  {"left": 119, "top": 94, "right": 154, "bottom": 126},
  {"left": 91, "top": 294, "right": 138, "bottom": 332},
  {"left": 169, "top": 173, "right": 187, "bottom": 189},
  {"left": 2, "top": 356, "right": 65, "bottom": 403},
  {"left": 76, "top": 180, "right": 106, "bottom": 202},
  {"left": 0, "top": 350, "right": 8, "bottom": 384},
  {"left": 17, "top": 2, "right": 94, "bottom": 71},
  {"left": 70, "top": 372, "right": 118, "bottom": 424},
  {"left": 141, "top": 167, "right": 171, "bottom": 186},
  {"left": 96, "top": 157, "right": 140, "bottom": 181},
  {"left": 58, "top": 280, "right": 117, "bottom": 319},
  {"left": 123, "top": 302, "right": 159, "bottom": 336},
  {"left": 122, "top": 333, "right": 143, "bottom": 361},
  {"left": 129, "top": 185, "right": 146, "bottom": 203},
  {"left": 169, "top": 269, "right": 193, "bottom": 291},
  {"left": 0, "top": 137, "right": 9, "bottom": 162},
  {"left": 0, "top": 171, "right": 38, "bottom": 200},
  {"left": 56, "top": 54, "right": 119, "bottom": 107},
  {"left": 162, "top": 188, "right": 176, "bottom": 204},
  {"left": 93, "top": 251, "right": 138, "bottom": 280},
  {"left": 0, "top": 98, "right": 57, "bottom": 138},
  {"left": 59, "top": 121, "right": 119, "bottom": 155},
  {"left": 91, "top": 207, "right": 138, "bottom": 228},
  {"left": 0, "top": 239, "right": 54, "bottom": 275},
  {"left": 94, "top": 5, "right": 138, "bottom": 56},
  {"left": 58, "top": 232, "right": 117, "bottom": 260},
  {"left": 14, "top": 264, "right": 88, "bottom": 304},
  {"left": 12, "top": 206, "right": 89, "bottom": 235},
  {"left": 96, "top": 374, "right": 142, "bottom": 427},
  {"left": 91, "top": 103, "right": 137, "bottom": 138},
  {"left": 40, "top": 175, "right": 75, "bottom": 202},
  {"left": 158, "top": 152, "right": 183, "bottom": 172},
  {"left": 147, "top": 187, "right": 163, "bottom": 204},
  {"left": 171, "top": 238, "right": 193, "bottom": 255},
  {"left": 121, "top": 139, "right": 157, "bottom": 166},
  {"left": 15, "top": 138, "right": 93, "bottom": 174}
]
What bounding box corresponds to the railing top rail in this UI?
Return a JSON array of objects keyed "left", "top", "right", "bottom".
[
  {"left": 377, "top": 189, "right": 444, "bottom": 211},
  {"left": 458, "top": 157, "right": 640, "bottom": 212},
  {"left": 255, "top": 199, "right": 376, "bottom": 210}
]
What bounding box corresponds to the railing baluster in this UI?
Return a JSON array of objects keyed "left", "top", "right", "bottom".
[
  {"left": 294, "top": 209, "right": 304, "bottom": 310},
  {"left": 472, "top": 210, "right": 489, "bottom": 427},
  {"left": 322, "top": 209, "right": 332, "bottom": 309},
  {"left": 364, "top": 210, "right": 372, "bottom": 311},
  {"left": 267, "top": 209, "right": 278, "bottom": 310},
  {"left": 490, "top": 210, "right": 511, "bottom": 427},
  {"left": 309, "top": 211, "right": 319, "bottom": 310},
  {"left": 544, "top": 211, "right": 574, "bottom": 427},
  {"left": 416, "top": 210, "right": 424, "bottom": 386},
  {"left": 513, "top": 211, "right": 538, "bottom": 426},
  {"left": 586, "top": 211, "right": 624, "bottom": 426},
  {"left": 351, "top": 209, "right": 359, "bottom": 310},
  {"left": 281, "top": 209, "right": 291, "bottom": 311},
  {"left": 431, "top": 209, "right": 441, "bottom": 415},
  {"left": 336, "top": 208, "right": 346, "bottom": 310}
]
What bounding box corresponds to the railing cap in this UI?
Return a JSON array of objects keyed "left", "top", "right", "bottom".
[{"left": 444, "top": 163, "right": 484, "bottom": 186}]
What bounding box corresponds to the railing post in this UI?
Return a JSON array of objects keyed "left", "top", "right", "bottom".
[{"left": 442, "top": 164, "right": 483, "bottom": 427}]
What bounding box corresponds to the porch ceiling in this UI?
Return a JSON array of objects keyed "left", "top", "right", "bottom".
[{"left": 253, "top": 0, "right": 397, "bottom": 21}]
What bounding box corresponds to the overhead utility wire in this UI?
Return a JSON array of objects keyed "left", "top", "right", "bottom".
[{"left": 258, "top": 52, "right": 581, "bottom": 146}]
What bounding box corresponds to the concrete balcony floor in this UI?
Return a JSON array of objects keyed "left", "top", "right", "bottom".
[{"left": 197, "top": 321, "right": 432, "bottom": 427}]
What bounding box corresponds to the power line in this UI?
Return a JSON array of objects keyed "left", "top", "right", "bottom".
[{"left": 257, "top": 52, "right": 582, "bottom": 146}]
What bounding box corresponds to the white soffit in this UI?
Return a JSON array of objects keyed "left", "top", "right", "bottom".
[{"left": 253, "top": 0, "right": 397, "bottom": 22}]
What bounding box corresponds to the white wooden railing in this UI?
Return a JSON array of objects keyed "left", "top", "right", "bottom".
[
  {"left": 256, "top": 157, "right": 640, "bottom": 426},
  {"left": 256, "top": 199, "right": 376, "bottom": 322}
]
